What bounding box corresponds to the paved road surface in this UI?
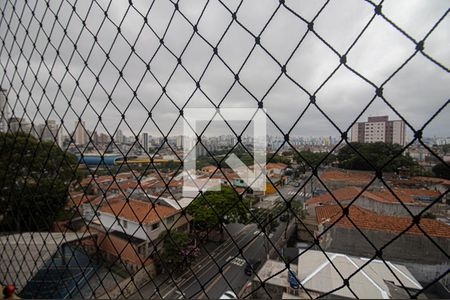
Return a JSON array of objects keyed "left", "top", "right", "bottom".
[{"left": 161, "top": 221, "right": 287, "bottom": 299}]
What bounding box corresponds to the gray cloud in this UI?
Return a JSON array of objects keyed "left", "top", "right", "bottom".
[{"left": 0, "top": 0, "right": 448, "bottom": 140}]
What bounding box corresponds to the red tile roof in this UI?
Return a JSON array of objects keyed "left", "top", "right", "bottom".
[
  {"left": 67, "top": 193, "right": 97, "bottom": 207},
  {"left": 397, "top": 188, "right": 441, "bottom": 198},
  {"left": 266, "top": 162, "right": 288, "bottom": 170},
  {"left": 305, "top": 187, "right": 362, "bottom": 206},
  {"left": 201, "top": 165, "right": 218, "bottom": 173},
  {"left": 168, "top": 179, "right": 183, "bottom": 187},
  {"left": 368, "top": 190, "right": 416, "bottom": 204},
  {"left": 413, "top": 176, "right": 450, "bottom": 185},
  {"left": 99, "top": 199, "right": 177, "bottom": 224},
  {"left": 316, "top": 204, "right": 450, "bottom": 238},
  {"left": 91, "top": 194, "right": 124, "bottom": 206}
]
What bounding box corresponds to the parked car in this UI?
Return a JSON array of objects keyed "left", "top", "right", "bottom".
[
  {"left": 288, "top": 270, "right": 300, "bottom": 289},
  {"left": 245, "top": 260, "right": 262, "bottom": 276},
  {"left": 219, "top": 291, "right": 237, "bottom": 299}
]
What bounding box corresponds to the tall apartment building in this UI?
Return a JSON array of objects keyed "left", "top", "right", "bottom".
[
  {"left": 176, "top": 135, "right": 184, "bottom": 149},
  {"left": 74, "top": 120, "right": 89, "bottom": 145},
  {"left": 115, "top": 129, "right": 125, "bottom": 144},
  {"left": 142, "top": 132, "right": 149, "bottom": 152},
  {"left": 351, "top": 116, "right": 405, "bottom": 146},
  {"left": 0, "top": 88, "right": 8, "bottom": 133}
]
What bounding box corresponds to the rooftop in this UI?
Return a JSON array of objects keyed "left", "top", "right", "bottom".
[
  {"left": 256, "top": 259, "right": 298, "bottom": 289},
  {"left": 306, "top": 187, "right": 362, "bottom": 206},
  {"left": 0, "top": 232, "right": 95, "bottom": 293},
  {"left": 266, "top": 162, "right": 288, "bottom": 170},
  {"left": 316, "top": 204, "right": 450, "bottom": 238},
  {"left": 296, "top": 250, "right": 422, "bottom": 298},
  {"left": 98, "top": 198, "right": 177, "bottom": 224}
]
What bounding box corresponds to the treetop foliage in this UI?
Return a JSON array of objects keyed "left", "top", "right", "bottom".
[
  {"left": 337, "top": 142, "right": 418, "bottom": 172},
  {"left": 187, "top": 186, "right": 250, "bottom": 230},
  {"left": 0, "top": 132, "right": 79, "bottom": 231}
]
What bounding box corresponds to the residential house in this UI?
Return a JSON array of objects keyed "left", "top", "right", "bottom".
[{"left": 90, "top": 197, "right": 190, "bottom": 272}]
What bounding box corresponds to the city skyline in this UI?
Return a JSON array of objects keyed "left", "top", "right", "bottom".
[{"left": 3, "top": 114, "right": 450, "bottom": 146}]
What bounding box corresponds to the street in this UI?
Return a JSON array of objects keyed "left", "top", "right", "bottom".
[
  {"left": 161, "top": 221, "right": 287, "bottom": 299},
  {"left": 131, "top": 218, "right": 289, "bottom": 299},
  {"left": 129, "top": 182, "right": 307, "bottom": 299}
]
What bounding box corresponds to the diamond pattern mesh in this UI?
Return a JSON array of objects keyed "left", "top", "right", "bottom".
[{"left": 0, "top": 0, "right": 449, "bottom": 299}]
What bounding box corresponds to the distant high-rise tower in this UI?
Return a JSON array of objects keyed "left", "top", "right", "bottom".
[
  {"left": 142, "top": 132, "right": 149, "bottom": 152},
  {"left": 0, "top": 88, "right": 9, "bottom": 133},
  {"left": 351, "top": 116, "right": 405, "bottom": 146},
  {"left": 176, "top": 135, "right": 184, "bottom": 149},
  {"left": 74, "top": 120, "right": 89, "bottom": 145},
  {"left": 115, "top": 129, "right": 125, "bottom": 144}
]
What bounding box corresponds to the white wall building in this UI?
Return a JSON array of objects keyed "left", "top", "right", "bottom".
[
  {"left": 96, "top": 198, "right": 189, "bottom": 242},
  {"left": 74, "top": 120, "right": 89, "bottom": 145}
]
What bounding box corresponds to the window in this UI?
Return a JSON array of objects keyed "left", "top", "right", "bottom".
[
  {"left": 122, "top": 219, "right": 128, "bottom": 228},
  {"left": 166, "top": 215, "right": 175, "bottom": 224},
  {"left": 152, "top": 222, "right": 160, "bottom": 230}
]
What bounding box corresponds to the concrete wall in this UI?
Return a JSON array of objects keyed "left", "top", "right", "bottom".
[
  {"left": 322, "top": 226, "right": 449, "bottom": 265},
  {"left": 400, "top": 261, "right": 450, "bottom": 289},
  {"left": 320, "top": 226, "right": 450, "bottom": 287}
]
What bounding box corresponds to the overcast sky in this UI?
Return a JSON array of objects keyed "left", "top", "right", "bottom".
[{"left": 0, "top": 0, "right": 448, "bottom": 141}]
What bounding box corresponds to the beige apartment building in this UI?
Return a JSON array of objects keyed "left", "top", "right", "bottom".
[{"left": 351, "top": 116, "right": 405, "bottom": 146}]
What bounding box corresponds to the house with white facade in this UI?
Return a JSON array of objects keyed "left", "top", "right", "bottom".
[{"left": 89, "top": 197, "right": 190, "bottom": 272}]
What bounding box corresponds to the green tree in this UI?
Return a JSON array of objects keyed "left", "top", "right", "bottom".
[
  {"left": 432, "top": 162, "right": 450, "bottom": 180},
  {"left": 267, "top": 154, "right": 291, "bottom": 165},
  {"left": 187, "top": 187, "right": 250, "bottom": 240},
  {"left": 159, "top": 229, "right": 198, "bottom": 273},
  {"left": 294, "top": 151, "right": 335, "bottom": 171},
  {"left": 423, "top": 212, "right": 436, "bottom": 219},
  {"left": 290, "top": 201, "right": 305, "bottom": 220},
  {"left": 0, "top": 132, "right": 79, "bottom": 231},
  {"left": 337, "top": 142, "right": 418, "bottom": 172}
]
